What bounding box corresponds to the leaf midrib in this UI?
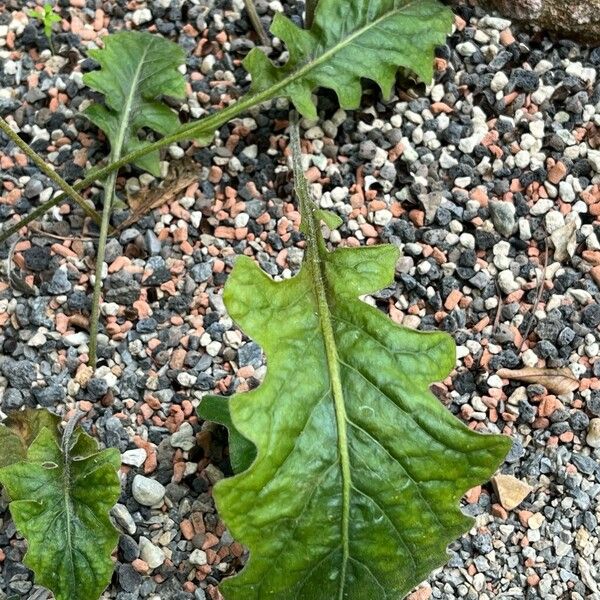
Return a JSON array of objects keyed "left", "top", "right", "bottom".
[
  {"left": 61, "top": 441, "right": 76, "bottom": 591},
  {"left": 292, "top": 123, "right": 351, "bottom": 600},
  {"left": 307, "top": 224, "right": 351, "bottom": 600},
  {"left": 112, "top": 41, "right": 154, "bottom": 162}
]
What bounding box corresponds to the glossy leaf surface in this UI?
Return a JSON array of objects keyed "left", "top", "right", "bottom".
[
  {"left": 0, "top": 427, "right": 121, "bottom": 600},
  {"left": 199, "top": 395, "right": 256, "bottom": 474},
  {"left": 245, "top": 0, "right": 453, "bottom": 117},
  {"left": 82, "top": 31, "right": 186, "bottom": 175},
  {"left": 209, "top": 124, "right": 511, "bottom": 599}
]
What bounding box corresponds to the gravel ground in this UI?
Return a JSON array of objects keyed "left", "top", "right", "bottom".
[{"left": 1, "top": 1, "right": 600, "bottom": 599}]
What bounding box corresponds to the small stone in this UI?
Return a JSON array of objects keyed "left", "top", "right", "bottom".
[
  {"left": 373, "top": 209, "right": 393, "bottom": 226},
  {"left": 23, "top": 246, "right": 51, "bottom": 272},
  {"left": 498, "top": 270, "right": 520, "bottom": 294},
  {"left": 24, "top": 178, "right": 44, "bottom": 198},
  {"left": 491, "top": 71, "right": 509, "bottom": 92},
  {"left": 456, "top": 41, "right": 478, "bottom": 57},
  {"left": 479, "top": 15, "right": 512, "bottom": 30},
  {"left": 189, "top": 549, "right": 208, "bottom": 566},
  {"left": 492, "top": 474, "right": 532, "bottom": 510},
  {"left": 64, "top": 332, "right": 88, "bottom": 347},
  {"left": 122, "top": 448, "right": 147, "bottom": 468},
  {"left": 47, "top": 269, "right": 72, "bottom": 294},
  {"left": 548, "top": 161, "right": 567, "bottom": 184},
  {"left": 177, "top": 372, "right": 197, "bottom": 387},
  {"left": 139, "top": 537, "right": 165, "bottom": 569},
  {"left": 510, "top": 68, "right": 539, "bottom": 92},
  {"left": 171, "top": 422, "right": 196, "bottom": 451},
  {"left": 132, "top": 8, "right": 152, "bottom": 25},
  {"left": 528, "top": 513, "right": 545, "bottom": 530},
  {"left": 112, "top": 504, "right": 137, "bottom": 535},
  {"left": 489, "top": 200, "right": 516, "bottom": 236},
  {"left": 132, "top": 475, "right": 166, "bottom": 506},
  {"left": 545, "top": 211, "right": 565, "bottom": 234},
  {"left": 4, "top": 389, "right": 24, "bottom": 410},
  {"left": 530, "top": 199, "right": 554, "bottom": 215},
  {"left": 118, "top": 564, "right": 142, "bottom": 593},
  {"left": 559, "top": 181, "right": 575, "bottom": 203},
  {"left": 586, "top": 418, "right": 600, "bottom": 448},
  {"left": 529, "top": 121, "right": 545, "bottom": 139}
]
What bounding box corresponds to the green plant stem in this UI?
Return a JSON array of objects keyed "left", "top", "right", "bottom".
[
  {"left": 0, "top": 117, "right": 102, "bottom": 227},
  {"left": 87, "top": 169, "right": 116, "bottom": 367},
  {"left": 244, "top": 0, "right": 269, "bottom": 46},
  {"left": 0, "top": 90, "right": 270, "bottom": 244},
  {"left": 305, "top": 0, "right": 319, "bottom": 27}
]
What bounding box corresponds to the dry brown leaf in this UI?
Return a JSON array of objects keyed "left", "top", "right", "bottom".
[
  {"left": 550, "top": 220, "right": 577, "bottom": 262},
  {"left": 121, "top": 158, "right": 198, "bottom": 230},
  {"left": 497, "top": 367, "right": 579, "bottom": 395}
]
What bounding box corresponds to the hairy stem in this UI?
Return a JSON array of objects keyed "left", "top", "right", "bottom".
[
  {"left": 87, "top": 169, "right": 117, "bottom": 367},
  {"left": 0, "top": 117, "right": 102, "bottom": 227},
  {"left": 244, "top": 0, "right": 270, "bottom": 46},
  {"left": 0, "top": 90, "right": 269, "bottom": 245}
]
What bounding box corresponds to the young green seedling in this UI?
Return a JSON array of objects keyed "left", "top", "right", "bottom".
[{"left": 27, "top": 4, "right": 61, "bottom": 52}]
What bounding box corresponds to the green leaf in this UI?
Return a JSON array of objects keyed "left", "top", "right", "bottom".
[
  {"left": 28, "top": 4, "right": 61, "bottom": 42},
  {"left": 0, "top": 427, "right": 121, "bottom": 600},
  {"left": 209, "top": 122, "right": 511, "bottom": 599},
  {"left": 0, "top": 409, "right": 61, "bottom": 468},
  {"left": 315, "top": 209, "right": 343, "bottom": 230},
  {"left": 82, "top": 31, "right": 187, "bottom": 175},
  {"left": 199, "top": 395, "right": 256, "bottom": 474},
  {"left": 245, "top": 0, "right": 453, "bottom": 118}
]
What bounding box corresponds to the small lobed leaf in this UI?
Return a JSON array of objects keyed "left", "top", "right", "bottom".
[
  {"left": 0, "top": 427, "right": 121, "bottom": 600},
  {"left": 244, "top": 0, "right": 453, "bottom": 118},
  {"left": 82, "top": 31, "right": 187, "bottom": 175}
]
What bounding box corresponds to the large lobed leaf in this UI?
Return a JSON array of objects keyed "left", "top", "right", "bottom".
[
  {"left": 201, "top": 125, "right": 510, "bottom": 600},
  {"left": 0, "top": 427, "right": 121, "bottom": 600},
  {"left": 82, "top": 31, "right": 186, "bottom": 175},
  {"left": 245, "top": 0, "right": 453, "bottom": 117}
]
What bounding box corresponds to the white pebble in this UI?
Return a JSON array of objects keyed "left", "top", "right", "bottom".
[
  {"left": 498, "top": 270, "right": 520, "bottom": 294},
  {"left": 132, "top": 475, "right": 165, "bottom": 507},
  {"left": 530, "top": 199, "right": 554, "bottom": 215},
  {"left": 122, "top": 448, "right": 147, "bottom": 468},
  {"left": 139, "top": 537, "right": 165, "bottom": 569},
  {"left": 373, "top": 209, "right": 393, "bottom": 226},
  {"left": 487, "top": 375, "right": 504, "bottom": 388},
  {"left": 456, "top": 41, "right": 478, "bottom": 57},
  {"left": 491, "top": 72, "right": 508, "bottom": 92}
]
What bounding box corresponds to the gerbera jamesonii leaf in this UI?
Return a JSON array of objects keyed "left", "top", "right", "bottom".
[
  {"left": 82, "top": 31, "right": 187, "bottom": 175},
  {"left": 244, "top": 0, "right": 453, "bottom": 118},
  {"left": 205, "top": 123, "right": 511, "bottom": 599},
  {"left": 0, "top": 427, "right": 121, "bottom": 600}
]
